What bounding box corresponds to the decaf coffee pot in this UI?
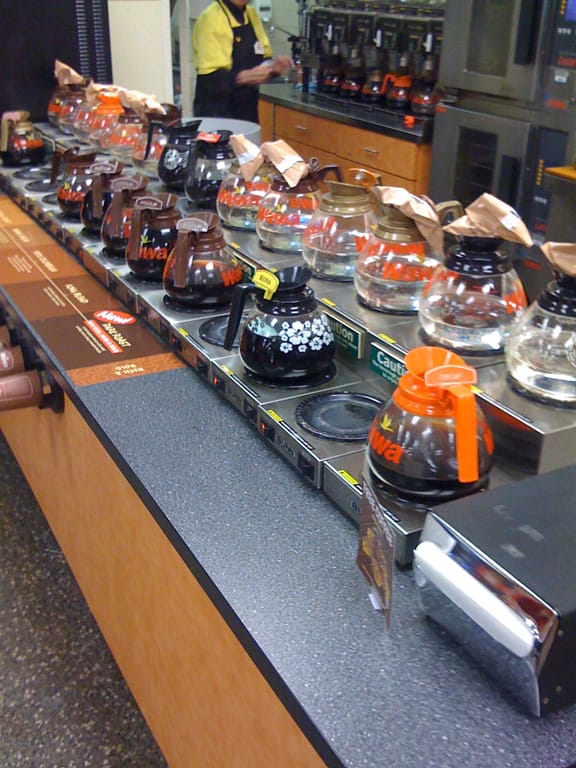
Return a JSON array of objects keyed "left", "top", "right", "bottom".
[
  {"left": 302, "top": 175, "right": 379, "bottom": 281},
  {"left": 183, "top": 130, "right": 236, "bottom": 209},
  {"left": 79, "top": 160, "right": 125, "bottom": 234},
  {"left": 100, "top": 175, "right": 149, "bottom": 255},
  {"left": 157, "top": 120, "right": 201, "bottom": 190},
  {"left": 0, "top": 112, "right": 45, "bottom": 167},
  {"left": 506, "top": 249, "right": 576, "bottom": 406},
  {"left": 354, "top": 195, "right": 457, "bottom": 313},
  {"left": 126, "top": 193, "right": 181, "bottom": 281},
  {"left": 88, "top": 90, "right": 124, "bottom": 148},
  {"left": 216, "top": 159, "right": 274, "bottom": 231},
  {"left": 51, "top": 147, "right": 98, "bottom": 218},
  {"left": 367, "top": 346, "right": 493, "bottom": 503},
  {"left": 163, "top": 212, "right": 243, "bottom": 309},
  {"left": 255, "top": 161, "right": 343, "bottom": 254},
  {"left": 223, "top": 265, "right": 336, "bottom": 384},
  {"left": 418, "top": 235, "right": 528, "bottom": 353}
]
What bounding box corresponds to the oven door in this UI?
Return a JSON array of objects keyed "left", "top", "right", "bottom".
[
  {"left": 429, "top": 103, "right": 534, "bottom": 214},
  {"left": 439, "top": 0, "right": 550, "bottom": 101}
]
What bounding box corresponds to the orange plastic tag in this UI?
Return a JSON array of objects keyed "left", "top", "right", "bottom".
[
  {"left": 197, "top": 132, "right": 221, "bottom": 142},
  {"left": 424, "top": 364, "right": 477, "bottom": 388}
]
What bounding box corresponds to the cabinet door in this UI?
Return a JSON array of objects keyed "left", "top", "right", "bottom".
[
  {"left": 259, "top": 100, "right": 274, "bottom": 143},
  {"left": 275, "top": 106, "right": 341, "bottom": 154},
  {"left": 336, "top": 125, "right": 423, "bottom": 181},
  {"left": 279, "top": 137, "right": 339, "bottom": 171}
]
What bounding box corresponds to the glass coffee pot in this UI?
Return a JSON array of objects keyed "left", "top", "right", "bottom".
[
  {"left": 302, "top": 175, "right": 379, "bottom": 281},
  {"left": 102, "top": 109, "right": 144, "bottom": 163},
  {"left": 88, "top": 91, "right": 124, "bottom": 148},
  {"left": 382, "top": 52, "right": 412, "bottom": 110},
  {"left": 223, "top": 265, "right": 336, "bottom": 384},
  {"left": 0, "top": 111, "right": 45, "bottom": 167},
  {"left": 367, "top": 346, "right": 494, "bottom": 504},
  {"left": 125, "top": 193, "right": 181, "bottom": 282},
  {"left": 163, "top": 212, "right": 243, "bottom": 309},
  {"left": 157, "top": 120, "right": 201, "bottom": 190},
  {"left": 49, "top": 83, "right": 87, "bottom": 133},
  {"left": 216, "top": 159, "right": 274, "bottom": 231},
  {"left": 256, "top": 161, "right": 343, "bottom": 254},
  {"left": 79, "top": 160, "right": 125, "bottom": 234},
  {"left": 183, "top": 130, "right": 236, "bottom": 209},
  {"left": 506, "top": 243, "right": 576, "bottom": 406},
  {"left": 354, "top": 193, "right": 456, "bottom": 313},
  {"left": 131, "top": 104, "right": 182, "bottom": 177},
  {"left": 419, "top": 235, "right": 528, "bottom": 353},
  {"left": 51, "top": 147, "right": 98, "bottom": 218},
  {"left": 100, "top": 175, "right": 149, "bottom": 255}
]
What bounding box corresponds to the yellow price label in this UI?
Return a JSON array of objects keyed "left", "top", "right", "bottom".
[{"left": 253, "top": 269, "right": 280, "bottom": 300}]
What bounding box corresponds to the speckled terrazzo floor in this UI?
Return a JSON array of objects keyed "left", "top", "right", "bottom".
[{"left": 0, "top": 430, "right": 169, "bottom": 768}]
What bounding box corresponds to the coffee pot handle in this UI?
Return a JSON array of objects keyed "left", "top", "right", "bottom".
[
  {"left": 447, "top": 383, "right": 479, "bottom": 483},
  {"left": 223, "top": 283, "right": 256, "bottom": 350},
  {"left": 317, "top": 164, "right": 343, "bottom": 183},
  {"left": 126, "top": 207, "right": 146, "bottom": 264},
  {"left": 437, "top": 200, "right": 464, "bottom": 227}
]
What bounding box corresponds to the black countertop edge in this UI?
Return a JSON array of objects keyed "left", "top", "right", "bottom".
[{"left": 259, "top": 84, "right": 433, "bottom": 145}]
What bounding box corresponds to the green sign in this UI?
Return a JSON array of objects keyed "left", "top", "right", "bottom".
[{"left": 369, "top": 343, "right": 406, "bottom": 385}]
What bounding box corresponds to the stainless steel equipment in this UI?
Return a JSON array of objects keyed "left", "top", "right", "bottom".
[
  {"left": 414, "top": 464, "right": 576, "bottom": 716},
  {"left": 430, "top": 0, "right": 576, "bottom": 239}
]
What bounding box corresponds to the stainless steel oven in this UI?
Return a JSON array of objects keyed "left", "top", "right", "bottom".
[
  {"left": 428, "top": 102, "right": 572, "bottom": 238},
  {"left": 429, "top": 0, "right": 576, "bottom": 239},
  {"left": 439, "top": 0, "right": 552, "bottom": 102}
]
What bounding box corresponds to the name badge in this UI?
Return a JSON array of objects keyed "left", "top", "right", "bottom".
[{"left": 254, "top": 41, "right": 265, "bottom": 55}]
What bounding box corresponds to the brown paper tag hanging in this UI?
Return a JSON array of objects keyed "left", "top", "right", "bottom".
[{"left": 356, "top": 475, "right": 395, "bottom": 629}]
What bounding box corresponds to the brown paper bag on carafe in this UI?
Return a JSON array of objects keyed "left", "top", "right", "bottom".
[
  {"left": 230, "top": 134, "right": 264, "bottom": 181},
  {"left": 260, "top": 139, "right": 308, "bottom": 188},
  {"left": 443, "top": 192, "right": 533, "bottom": 247},
  {"left": 54, "top": 59, "right": 87, "bottom": 86},
  {"left": 540, "top": 242, "right": 576, "bottom": 276},
  {"left": 371, "top": 186, "right": 444, "bottom": 254}
]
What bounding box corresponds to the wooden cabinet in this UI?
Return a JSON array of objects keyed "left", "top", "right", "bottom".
[
  {"left": 258, "top": 99, "right": 275, "bottom": 143},
  {"left": 269, "top": 103, "right": 431, "bottom": 194}
]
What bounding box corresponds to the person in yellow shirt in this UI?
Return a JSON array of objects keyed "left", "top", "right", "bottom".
[{"left": 193, "top": 0, "right": 292, "bottom": 123}]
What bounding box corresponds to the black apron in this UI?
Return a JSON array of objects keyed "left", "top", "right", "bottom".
[{"left": 194, "top": 2, "right": 264, "bottom": 123}]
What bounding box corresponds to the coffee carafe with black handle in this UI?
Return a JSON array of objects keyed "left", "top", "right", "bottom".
[{"left": 223, "top": 265, "right": 336, "bottom": 384}]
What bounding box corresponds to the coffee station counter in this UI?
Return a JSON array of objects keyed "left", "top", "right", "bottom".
[
  {"left": 259, "top": 83, "right": 434, "bottom": 144},
  {"left": 259, "top": 84, "right": 433, "bottom": 194},
  {"left": 1, "top": 159, "right": 576, "bottom": 768}
]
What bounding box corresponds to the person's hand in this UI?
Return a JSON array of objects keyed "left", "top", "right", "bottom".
[
  {"left": 236, "top": 61, "right": 279, "bottom": 86},
  {"left": 270, "top": 55, "right": 294, "bottom": 76}
]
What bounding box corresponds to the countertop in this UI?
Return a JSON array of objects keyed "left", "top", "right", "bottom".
[
  {"left": 1, "top": 181, "right": 576, "bottom": 768},
  {"left": 259, "top": 82, "right": 434, "bottom": 144}
]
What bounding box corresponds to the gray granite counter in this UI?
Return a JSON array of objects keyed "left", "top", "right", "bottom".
[{"left": 38, "top": 362, "right": 576, "bottom": 768}]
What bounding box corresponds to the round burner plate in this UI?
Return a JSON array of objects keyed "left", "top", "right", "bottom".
[
  {"left": 198, "top": 314, "right": 237, "bottom": 348},
  {"left": 295, "top": 391, "right": 383, "bottom": 441}
]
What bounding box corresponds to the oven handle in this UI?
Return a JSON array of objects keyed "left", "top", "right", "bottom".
[
  {"left": 414, "top": 540, "right": 536, "bottom": 659},
  {"left": 514, "top": 0, "right": 542, "bottom": 65}
]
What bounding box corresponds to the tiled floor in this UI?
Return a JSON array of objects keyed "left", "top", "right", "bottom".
[{"left": 0, "top": 430, "right": 169, "bottom": 768}]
